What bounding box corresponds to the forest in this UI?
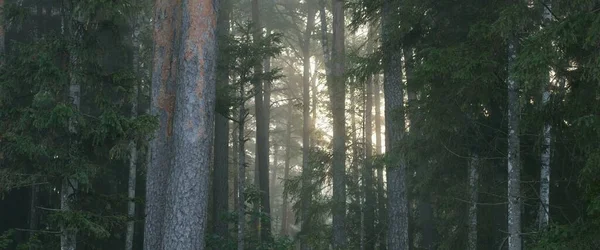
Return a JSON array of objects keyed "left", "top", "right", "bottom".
[{"left": 0, "top": 0, "right": 598, "bottom": 249}]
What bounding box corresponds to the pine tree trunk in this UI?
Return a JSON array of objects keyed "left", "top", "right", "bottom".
[
  {"left": 538, "top": 3, "right": 553, "bottom": 230},
  {"left": 468, "top": 155, "right": 479, "bottom": 250},
  {"left": 125, "top": 7, "right": 143, "bottom": 249},
  {"left": 213, "top": 0, "right": 231, "bottom": 238},
  {"left": 280, "top": 100, "right": 293, "bottom": 237},
  {"left": 146, "top": 1, "right": 218, "bottom": 249},
  {"left": 331, "top": 0, "right": 347, "bottom": 248},
  {"left": 374, "top": 72, "right": 386, "bottom": 250},
  {"left": 237, "top": 79, "right": 247, "bottom": 250},
  {"left": 382, "top": 0, "right": 409, "bottom": 248},
  {"left": 507, "top": 36, "right": 522, "bottom": 250},
  {"left": 238, "top": 87, "right": 247, "bottom": 250},
  {"left": 145, "top": 1, "right": 179, "bottom": 248},
  {"left": 251, "top": 0, "right": 272, "bottom": 240},
  {"left": 363, "top": 24, "right": 375, "bottom": 250},
  {"left": 301, "top": 3, "right": 316, "bottom": 249},
  {"left": 62, "top": 8, "right": 81, "bottom": 249}
]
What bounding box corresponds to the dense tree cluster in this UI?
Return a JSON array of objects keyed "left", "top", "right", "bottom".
[{"left": 0, "top": 0, "right": 598, "bottom": 250}]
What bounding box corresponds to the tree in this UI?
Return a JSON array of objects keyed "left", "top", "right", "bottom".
[
  {"left": 212, "top": 0, "right": 231, "bottom": 239},
  {"left": 301, "top": 2, "right": 315, "bottom": 249},
  {"left": 145, "top": 0, "right": 218, "bottom": 249},
  {"left": 382, "top": 0, "right": 409, "bottom": 248},
  {"left": 330, "top": 0, "right": 347, "bottom": 248},
  {"left": 507, "top": 11, "right": 522, "bottom": 250},
  {"left": 251, "top": 0, "right": 272, "bottom": 241}
]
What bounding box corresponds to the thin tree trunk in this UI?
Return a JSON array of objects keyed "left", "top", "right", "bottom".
[
  {"left": 350, "top": 87, "right": 364, "bottom": 250},
  {"left": 29, "top": 185, "right": 37, "bottom": 250},
  {"left": 238, "top": 87, "right": 247, "bottom": 250},
  {"left": 468, "top": 155, "right": 479, "bottom": 250},
  {"left": 262, "top": 48, "right": 273, "bottom": 239},
  {"left": 363, "top": 24, "right": 375, "bottom": 250},
  {"left": 125, "top": 6, "right": 142, "bottom": 249},
  {"left": 271, "top": 145, "right": 278, "bottom": 214},
  {"left": 251, "top": 0, "right": 271, "bottom": 240},
  {"left": 382, "top": 0, "right": 409, "bottom": 248},
  {"left": 374, "top": 72, "right": 386, "bottom": 250},
  {"left": 331, "top": 0, "right": 347, "bottom": 248},
  {"left": 62, "top": 8, "right": 81, "bottom": 249},
  {"left": 213, "top": 0, "right": 231, "bottom": 238},
  {"left": 538, "top": 2, "right": 553, "bottom": 230},
  {"left": 311, "top": 68, "right": 318, "bottom": 144},
  {"left": 507, "top": 34, "right": 522, "bottom": 250},
  {"left": 281, "top": 100, "right": 293, "bottom": 237},
  {"left": 233, "top": 121, "right": 239, "bottom": 214},
  {"left": 301, "top": 3, "right": 316, "bottom": 249}
]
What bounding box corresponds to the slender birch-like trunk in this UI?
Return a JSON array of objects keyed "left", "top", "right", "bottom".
[
  {"left": 62, "top": 7, "right": 81, "bottom": 249},
  {"left": 538, "top": 2, "right": 553, "bottom": 230},
  {"left": 507, "top": 30, "right": 522, "bottom": 250}
]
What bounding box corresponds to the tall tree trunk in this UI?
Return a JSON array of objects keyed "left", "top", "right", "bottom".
[
  {"left": 382, "top": 0, "right": 409, "bottom": 249},
  {"left": 146, "top": 1, "right": 219, "bottom": 249},
  {"left": 237, "top": 80, "right": 247, "bottom": 250},
  {"left": 468, "top": 155, "right": 479, "bottom": 250},
  {"left": 251, "top": 0, "right": 271, "bottom": 241},
  {"left": 374, "top": 72, "right": 386, "bottom": 250},
  {"left": 145, "top": 1, "right": 178, "bottom": 247},
  {"left": 262, "top": 48, "right": 273, "bottom": 239},
  {"left": 350, "top": 87, "right": 363, "bottom": 250},
  {"left": 271, "top": 145, "right": 278, "bottom": 213},
  {"left": 62, "top": 8, "right": 81, "bottom": 250},
  {"left": 213, "top": 0, "right": 231, "bottom": 239},
  {"left": 507, "top": 32, "right": 522, "bottom": 250},
  {"left": 125, "top": 5, "right": 143, "bottom": 248},
  {"left": 238, "top": 84, "right": 247, "bottom": 250},
  {"left": 301, "top": 3, "right": 315, "bottom": 249},
  {"left": 311, "top": 68, "right": 318, "bottom": 144},
  {"left": 331, "top": 0, "right": 347, "bottom": 248},
  {"left": 538, "top": 2, "right": 553, "bottom": 230},
  {"left": 363, "top": 24, "right": 376, "bottom": 250},
  {"left": 281, "top": 100, "right": 293, "bottom": 237},
  {"left": 233, "top": 121, "right": 239, "bottom": 214},
  {"left": 29, "top": 185, "right": 37, "bottom": 250}
]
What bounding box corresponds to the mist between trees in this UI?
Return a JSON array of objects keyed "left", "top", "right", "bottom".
[{"left": 0, "top": 0, "right": 599, "bottom": 250}]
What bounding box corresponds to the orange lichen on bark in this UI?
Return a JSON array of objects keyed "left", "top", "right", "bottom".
[{"left": 183, "top": 0, "right": 217, "bottom": 98}]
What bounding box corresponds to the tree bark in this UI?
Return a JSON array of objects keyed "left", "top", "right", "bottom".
[
  {"left": 301, "top": 3, "right": 316, "bottom": 249},
  {"left": 145, "top": 1, "right": 179, "bottom": 248},
  {"left": 125, "top": 5, "right": 143, "bottom": 248},
  {"left": 363, "top": 24, "right": 376, "bottom": 250},
  {"left": 382, "top": 0, "right": 409, "bottom": 248},
  {"left": 62, "top": 8, "right": 81, "bottom": 249},
  {"left": 331, "top": 0, "right": 347, "bottom": 248},
  {"left": 238, "top": 83, "right": 247, "bottom": 250},
  {"left": 213, "top": 0, "right": 231, "bottom": 239},
  {"left": 374, "top": 72, "right": 386, "bottom": 250},
  {"left": 468, "top": 155, "right": 479, "bottom": 250},
  {"left": 251, "top": 0, "right": 272, "bottom": 241},
  {"left": 507, "top": 35, "right": 522, "bottom": 250},
  {"left": 280, "top": 100, "right": 293, "bottom": 237},
  {"left": 538, "top": 2, "right": 553, "bottom": 230},
  {"left": 146, "top": 1, "right": 219, "bottom": 249}
]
